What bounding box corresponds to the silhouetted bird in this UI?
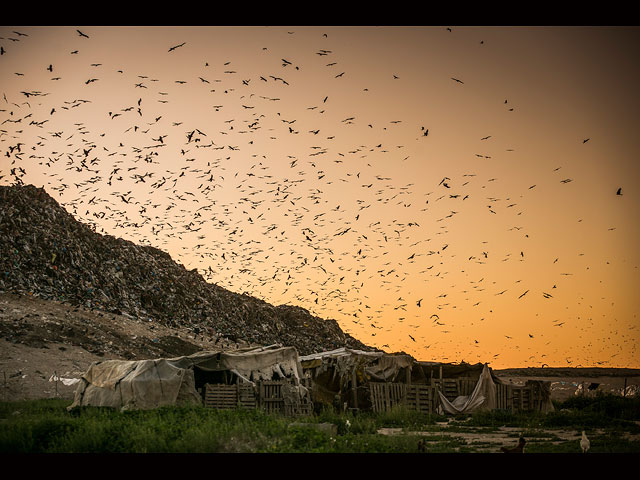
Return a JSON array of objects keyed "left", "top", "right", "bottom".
[
  {"left": 168, "top": 42, "right": 186, "bottom": 52},
  {"left": 501, "top": 436, "right": 526, "bottom": 453}
]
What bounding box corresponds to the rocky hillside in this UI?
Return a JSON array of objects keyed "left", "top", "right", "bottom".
[{"left": 0, "top": 184, "right": 375, "bottom": 357}]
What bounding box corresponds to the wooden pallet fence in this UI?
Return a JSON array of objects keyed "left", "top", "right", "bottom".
[
  {"left": 370, "top": 382, "right": 407, "bottom": 413},
  {"left": 496, "top": 382, "right": 510, "bottom": 410},
  {"left": 432, "top": 378, "right": 459, "bottom": 401},
  {"left": 511, "top": 385, "right": 533, "bottom": 412},
  {"left": 205, "top": 384, "right": 244, "bottom": 410},
  {"left": 205, "top": 381, "right": 312, "bottom": 415},
  {"left": 259, "top": 380, "right": 284, "bottom": 414},
  {"left": 406, "top": 384, "right": 434, "bottom": 414},
  {"left": 238, "top": 384, "right": 258, "bottom": 409},
  {"left": 457, "top": 378, "right": 477, "bottom": 397}
]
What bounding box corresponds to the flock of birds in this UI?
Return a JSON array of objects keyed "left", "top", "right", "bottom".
[{"left": 0, "top": 27, "right": 633, "bottom": 367}]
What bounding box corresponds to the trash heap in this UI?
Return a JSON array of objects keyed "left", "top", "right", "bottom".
[{"left": 0, "top": 184, "right": 374, "bottom": 356}]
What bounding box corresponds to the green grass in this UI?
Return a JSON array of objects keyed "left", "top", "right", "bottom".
[{"left": 1, "top": 394, "right": 639, "bottom": 453}]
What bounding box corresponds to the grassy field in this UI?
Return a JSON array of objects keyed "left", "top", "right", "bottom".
[{"left": 1, "top": 393, "right": 639, "bottom": 453}]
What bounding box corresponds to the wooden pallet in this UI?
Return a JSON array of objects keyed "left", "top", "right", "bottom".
[
  {"left": 260, "top": 380, "right": 285, "bottom": 414},
  {"left": 370, "top": 382, "right": 407, "bottom": 413},
  {"left": 432, "top": 378, "right": 459, "bottom": 401},
  {"left": 495, "top": 383, "right": 544, "bottom": 412},
  {"left": 238, "top": 384, "right": 258, "bottom": 409},
  {"left": 205, "top": 384, "right": 239, "bottom": 409},
  {"left": 204, "top": 383, "right": 257, "bottom": 410},
  {"left": 457, "top": 378, "right": 477, "bottom": 397},
  {"left": 406, "top": 384, "right": 434, "bottom": 413},
  {"left": 496, "top": 382, "right": 510, "bottom": 410},
  {"left": 204, "top": 381, "right": 311, "bottom": 415}
]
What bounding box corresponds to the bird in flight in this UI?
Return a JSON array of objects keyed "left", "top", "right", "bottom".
[
  {"left": 616, "top": 187, "right": 623, "bottom": 196},
  {"left": 168, "top": 42, "right": 186, "bottom": 52},
  {"left": 451, "top": 77, "right": 464, "bottom": 84},
  {"left": 77, "top": 30, "right": 89, "bottom": 38}
]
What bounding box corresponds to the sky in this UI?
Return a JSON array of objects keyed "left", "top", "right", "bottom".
[{"left": 1, "top": 25, "right": 639, "bottom": 369}]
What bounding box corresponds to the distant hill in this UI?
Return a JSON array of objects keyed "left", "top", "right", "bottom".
[{"left": 0, "top": 184, "right": 375, "bottom": 356}]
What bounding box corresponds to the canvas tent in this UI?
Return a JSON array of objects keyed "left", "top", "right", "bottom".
[{"left": 68, "top": 344, "right": 309, "bottom": 411}]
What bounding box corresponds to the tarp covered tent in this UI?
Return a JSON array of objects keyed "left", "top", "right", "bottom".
[
  {"left": 300, "top": 348, "right": 414, "bottom": 410},
  {"left": 68, "top": 344, "right": 308, "bottom": 411},
  {"left": 437, "top": 363, "right": 497, "bottom": 414}
]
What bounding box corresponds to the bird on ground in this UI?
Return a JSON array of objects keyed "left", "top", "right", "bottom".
[
  {"left": 580, "top": 431, "right": 590, "bottom": 453},
  {"left": 500, "top": 436, "right": 526, "bottom": 453}
]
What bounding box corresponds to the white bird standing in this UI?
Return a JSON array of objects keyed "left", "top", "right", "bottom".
[{"left": 580, "top": 430, "right": 590, "bottom": 453}]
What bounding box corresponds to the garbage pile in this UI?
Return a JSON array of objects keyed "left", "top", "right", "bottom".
[{"left": 0, "top": 184, "right": 374, "bottom": 356}]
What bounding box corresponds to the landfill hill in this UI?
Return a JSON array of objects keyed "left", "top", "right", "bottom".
[{"left": 0, "top": 183, "right": 375, "bottom": 358}]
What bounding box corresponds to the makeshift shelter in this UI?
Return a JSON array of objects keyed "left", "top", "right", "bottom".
[
  {"left": 301, "top": 350, "right": 554, "bottom": 414},
  {"left": 69, "top": 344, "right": 312, "bottom": 413},
  {"left": 437, "top": 363, "right": 497, "bottom": 414},
  {"left": 300, "top": 348, "right": 414, "bottom": 412}
]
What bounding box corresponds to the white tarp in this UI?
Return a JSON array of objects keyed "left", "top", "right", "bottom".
[
  {"left": 68, "top": 345, "right": 306, "bottom": 411},
  {"left": 438, "top": 363, "right": 497, "bottom": 414}
]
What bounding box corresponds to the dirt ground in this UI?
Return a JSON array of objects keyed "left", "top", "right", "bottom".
[
  {"left": 0, "top": 291, "right": 246, "bottom": 402},
  {"left": 1, "top": 291, "right": 639, "bottom": 406}
]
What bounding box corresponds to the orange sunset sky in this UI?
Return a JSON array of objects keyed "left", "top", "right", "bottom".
[{"left": 1, "top": 25, "right": 638, "bottom": 368}]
